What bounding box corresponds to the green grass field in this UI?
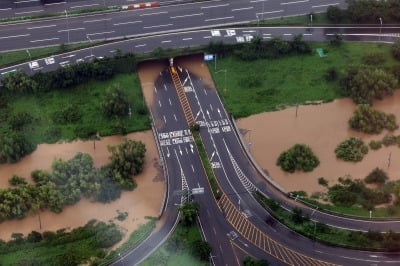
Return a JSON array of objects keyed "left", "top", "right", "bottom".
[
  {"left": 1, "top": 72, "right": 150, "bottom": 145},
  {"left": 257, "top": 12, "right": 331, "bottom": 26},
  {"left": 210, "top": 42, "right": 398, "bottom": 118},
  {"left": 141, "top": 224, "right": 208, "bottom": 266}
]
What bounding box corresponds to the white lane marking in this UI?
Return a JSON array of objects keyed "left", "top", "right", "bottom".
[
  {"left": 201, "top": 4, "right": 229, "bottom": 9},
  {"left": 162, "top": 40, "right": 171, "bottom": 43},
  {"left": 185, "top": 146, "right": 188, "bottom": 154},
  {"left": 70, "top": 3, "right": 99, "bottom": 9},
  {"left": 213, "top": 227, "right": 217, "bottom": 235},
  {"left": 174, "top": 114, "right": 178, "bottom": 121},
  {"left": 0, "top": 34, "right": 30, "bottom": 40},
  {"left": 204, "top": 89, "right": 207, "bottom": 95},
  {"left": 158, "top": 100, "right": 162, "bottom": 107},
  {"left": 166, "top": 147, "right": 170, "bottom": 158},
  {"left": 256, "top": 10, "right": 284, "bottom": 15},
  {"left": 14, "top": 0, "right": 38, "bottom": 2},
  {"left": 163, "top": 115, "right": 167, "bottom": 124},
  {"left": 30, "top": 37, "right": 59, "bottom": 43},
  {"left": 232, "top": 7, "right": 254, "bottom": 11},
  {"left": 283, "top": 33, "right": 292, "bottom": 36},
  {"left": 303, "top": 33, "right": 313, "bottom": 36},
  {"left": 135, "top": 44, "right": 146, "bottom": 47},
  {"left": 27, "top": 24, "right": 57, "bottom": 30},
  {"left": 170, "top": 13, "right": 203, "bottom": 19},
  {"left": 15, "top": 10, "right": 44, "bottom": 15},
  {"left": 58, "top": 27, "right": 85, "bottom": 32},
  {"left": 83, "top": 18, "right": 112, "bottom": 23},
  {"left": 205, "top": 16, "right": 234, "bottom": 22},
  {"left": 203, "top": 36, "right": 212, "bottom": 39},
  {"left": 143, "top": 24, "right": 173, "bottom": 29},
  {"left": 178, "top": 145, "right": 183, "bottom": 156},
  {"left": 140, "top": 11, "right": 168, "bottom": 16},
  {"left": 164, "top": 84, "right": 167, "bottom": 91},
  {"left": 59, "top": 60, "right": 69, "bottom": 65},
  {"left": 182, "top": 38, "right": 192, "bottom": 41},
  {"left": 313, "top": 3, "right": 339, "bottom": 8},
  {"left": 87, "top": 31, "right": 115, "bottom": 36},
  {"left": 0, "top": 8, "right": 12, "bottom": 11},
  {"left": 250, "top": 0, "right": 268, "bottom": 2},
  {"left": 113, "top": 20, "right": 142, "bottom": 26},
  {"left": 154, "top": 86, "right": 157, "bottom": 93},
  {"left": 281, "top": 0, "right": 309, "bottom": 5},
  {"left": 61, "top": 54, "right": 75, "bottom": 58},
  {"left": 169, "top": 98, "right": 172, "bottom": 105},
  {"left": 191, "top": 164, "right": 195, "bottom": 172},
  {"left": 209, "top": 104, "right": 213, "bottom": 111},
  {"left": 45, "top": 2, "right": 65, "bottom": 6}
]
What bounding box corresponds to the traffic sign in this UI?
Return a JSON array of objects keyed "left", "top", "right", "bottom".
[{"left": 204, "top": 54, "right": 214, "bottom": 61}]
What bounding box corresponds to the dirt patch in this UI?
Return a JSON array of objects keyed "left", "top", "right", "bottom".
[
  {"left": 237, "top": 91, "right": 400, "bottom": 196},
  {"left": 0, "top": 131, "right": 164, "bottom": 242}
]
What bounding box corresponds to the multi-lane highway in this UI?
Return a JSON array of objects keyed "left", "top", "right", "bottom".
[{"left": 0, "top": 0, "right": 347, "bottom": 51}]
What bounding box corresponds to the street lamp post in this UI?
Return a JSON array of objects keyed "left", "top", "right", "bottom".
[
  {"left": 26, "top": 49, "right": 32, "bottom": 74},
  {"left": 64, "top": 10, "right": 70, "bottom": 44},
  {"left": 379, "top": 17, "right": 383, "bottom": 42},
  {"left": 86, "top": 35, "right": 93, "bottom": 57}
]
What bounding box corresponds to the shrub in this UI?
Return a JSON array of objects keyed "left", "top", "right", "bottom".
[
  {"left": 369, "top": 140, "right": 382, "bottom": 150},
  {"left": 243, "top": 256, "right": 270, "bottom": 266},
  {"left": 365, "top": 168, "right": 389, "bottom": 185},
  {"left": 392, "top": 40, "right": 400, "bottom": 61},
  {"left": 327, "top": 5, "right": 344, "bottom": 23},
  {"left": 276, "top": 144, "right": 319, "bottom": 173},
  {"left": 9, "top": 175, "right": 27, "bottom": 186},
  {"left": 51, "top": 105, "right": 82, "bottom": 124},
  {"left": 102, "top": 85, "right": 130, "bottom": 118},
  {"left": 335, "top": 137, "right": 368, "bottom": 162},
  {"left": 330, "top": 34, "right": 343, "bottom": 46},
  {"left": 238, "top": 73, "right": 263, "bottom": 88},
  {"left": 382, "top": 134, "right": 397, "bottom": 146},
  {"left": 43, "top": 127, "right": 62, "bottom": 144},
  {"left": 2, "top": 70, "right": 37, "bottom": 93},
  {"left": 318, "top": 177, "right": 329, "bottom": 187},
  {"left": 8, "top": 111, "right": 33, "bottom": 131},
  {"left": 0, "top": 132, "right": 36, "bottom": 163},
  {"left": 324, "top": 67, "right": 338, "bottom": 81},
  {"left": 74, "top": 125, "right": 97, "bottom": 140},
  {"left": 291, "top": 207, "right": 305, "bottom": 224},
  {"left": 341, "top": 67, "right": 398, "bottom": 104},
  {"left": 348, "top": 104, "right": 398, "bottom": 134},
  {"left": 362, "top": 52, "right": 386, "bottom": 66},
  {"left": 328, "top": 184, "right": 358, "bottom": 206}
]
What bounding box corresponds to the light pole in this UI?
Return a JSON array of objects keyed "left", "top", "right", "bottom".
[
  {"left": 86, "top": 35, "right": 93, "bottom": 57},
  {"left": 310, "top": 13, "right": 313, "bottom": 26},
  {"left": 26, "top": 49, "right": 32, "bottom": 74},
  {"left": 64, "top": 10, "right": 70, "bottom": 44},
  {"left": 379, "top": 17, "right": 383, "bottom": 42}
]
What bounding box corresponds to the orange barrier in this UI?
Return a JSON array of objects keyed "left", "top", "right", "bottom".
[{"left": 122, "top": 2, "right": 159, "bottom": 10}]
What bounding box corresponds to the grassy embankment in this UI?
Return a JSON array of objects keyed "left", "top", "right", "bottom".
[
  {"left": 210, "top": 42, "right": 397, "bottom": 118},
  {"left": 141, "top": 224, "right": 208, "bottom": 266},
  {"left": 255, "top": 192, "right": 397, "bottom": 250},
  {"left": 1, "top": 72, "right": 150, "bottom": 145}
]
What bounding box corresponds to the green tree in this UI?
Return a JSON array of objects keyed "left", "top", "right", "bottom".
[
  {"left": 2, "top": 70, "right": 37, "bottom": 93},
  {"left": 102, "top": 85, "right": 130, "bottom": 118},
  {"left": 243, "top": 256, "right": 270, "bottom": 266},
  {"left": 291, "top": 207, "right": 306, "bottom": 224},
  {"left": 0, "top": 132, "right": 35, "bottom": 163},
  {"left": 348, "top": 104, "right": 398, "bottom": 134},
  {"left": 9, "top": 175, "right": 27, "bottom": 186},
  {"left": 178, "top": 201, "right": 200, "bottom": 226},
  {"left": 276, "top": 144, "right": 319, "bottom": 173},
  {"left": 327, "top": 5, "right": 344, "bottom": 23},
  {"left": 191, "top": 240, "right": 211, "bottom": 261}
]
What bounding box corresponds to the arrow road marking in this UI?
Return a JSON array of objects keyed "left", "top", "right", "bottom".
[
  {"left": 164, "top": 83, "right": 167, "bottom": 91},
  {"left": 185, "top": 146, "right": 189, "bottom": 154},
  {"left": 166, "top": 147, "right": 170, "bottom": 158},
  {"left": 169, "top": 98, "right": 172, "bottom": 105},
  {"left": 179, "top": 145, "right": 183, "bottom": 156},
  {"left": 178, "top": 66, "right": 183, "bottom": 72},
  {"left": 217, "top": 108, "right": 222, "bottom": 118},
  {"left": 191, "top": 164, "right": 195, "bottom": 172},
  {"left": 158, "top": 100, "right": 162, "bottom": 107},
  {"left": 190, "top": 144, "right": 194, "bottom": 154},
  {"left": 163, "top": 115, "right": 167, "bottom": 124},
  {"left": 206, "top": 109, "right": 211, "bottom": 120},
  {"left": 209, "top": 104, "right": 213, "bottom": 111},
  {"left": 183, "top": 77, "right": 188, "bottom": 86},
  {"left": 174, "top": 114, "right": 178, "bottom": 121},
  {"left": 195, "top": 110, "right": 201, "bottom": 120},
  {"left": 204, "top": 89, "right": 207, "bottom": 95},
  {"left": 210, "top": 151, "right": 216, "bottom": 161}
]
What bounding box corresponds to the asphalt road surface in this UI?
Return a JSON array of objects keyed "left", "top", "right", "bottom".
[{"left": 0, "top": 0, "right": 348, "bottom": 51}]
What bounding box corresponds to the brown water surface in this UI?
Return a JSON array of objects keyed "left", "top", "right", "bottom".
[
  {"left": 238, "top": 91, "right": 400, "bottom": 195},
  {"left": 0, "top": 131, "right": 164, "bottom": 242}
]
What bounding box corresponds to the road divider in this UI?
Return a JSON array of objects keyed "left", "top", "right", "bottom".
[{"left": 122, "top": 2, "right": 159, "bottom": 10}]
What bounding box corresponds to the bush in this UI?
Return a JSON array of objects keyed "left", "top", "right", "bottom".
[
  {"left": 348, "top": 104, "right": 398, "bottom": 134},
  {"left": 369, "top": 140, "right": 382, "bottom": 150},
  {"left": 102, "top": 85, "right": 130, "bottom": 118},
  {"left": 43, "top": 127, "right": 62, "bottom": 144},
  {"left": 276, "top": 144, "right": 319, "bottom": 173},
  {"left": 330, "top": 34, "right": 343, "bottom": 46},
  {"left": 291, "top": 207, "right": 305, "bottom": 224},
  {"left": 324, "top": 67, "right": 338, "bottom": 81},
  {"left": 341, "top": 67, "right": 398, "bottom": 104},
  {"left": 191, "top": 240, "right": 211, "bottom": 261},
  {"left": 327, "top": 5, "right": 344, "bottom": 23},
  {"left": 392, "top": 40, "right": 400, "bottom": 61},
  {"left": 8, "top": 111, "right": 33, "bottom": 131},
  {"left": 2, "top": 70, "right": 37, "bottom": 93},
  {"left": 335, "top": 137, "right": 368, "bottom": 162},
  {"left": 238, "top": 73, "right": 263, "bottom": 88},
  {"left": 365, "top": 168, "right": 389, "bottom": 185},
  {"left": 74, "top": 125, "right": 97, "bottom": 140},
  {"left": 9, "top": 175, "right": 27, "bottom": 186},
  {"left": 51, "top": 105, "right": 82, "bottom": 124},
  {"left": 362, "top": 52, "right": 386, "bottom": 66},
  {"left": 243, "top": 256, "right": 270, "bottom": 266},
  {"left": 382, "top": 134, "right": 397, "bottom": 146},
  {"left": 0, "top": 132, "right": 36, "bottom": 163},
  {"left": 318, "top": 177, "right": 329, "bottom": 187}
]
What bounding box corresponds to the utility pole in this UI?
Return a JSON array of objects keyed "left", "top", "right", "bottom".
[
  {"left": 86, "top": 35, "right": 93, "bottom": 57},
  {"left": 379, "top": 17, "right": 383, "bottom": 42}
]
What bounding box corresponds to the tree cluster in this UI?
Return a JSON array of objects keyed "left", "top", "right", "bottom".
[
  {"left": 102, "top": 85, "right": 130, "bottom": 118},
  {"left": 341, "top": 67, "right": 398, "bottom": 104},
  {"left": 243, "top": 256, "right": 270, "bottom": 266},
  {"left": 178, "top": 201, "right": 200, "bottom": 226},
  {"left": 0, "top": 139, "right": 146, "bottom": 221},
  {"left": 349, "top": 104, "right": 398, "bottom": 134},
  {"left": 326, "top": 0, "right": 400, "bottom": 24},
  {"left": 365, "top": 168, "right": 389, "bottom": 185},
  {"left": 0, "top": 132, "right": 35, "bottom": 163},
  {"left": 276, "top": 144, "right": 320, "bottom": 173},
  {"left": 328, "top": 176, "right": 391, "bottom": 209},
  {"left": 335, "top": 137, "right": 368, "bottom": 162},
  {"left": 0, "top": 53, "right": 136, "bottom": 94}
]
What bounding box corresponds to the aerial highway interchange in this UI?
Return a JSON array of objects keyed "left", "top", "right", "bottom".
[{"left": 1, "top": 0, "right": 400, "bottom": 265}]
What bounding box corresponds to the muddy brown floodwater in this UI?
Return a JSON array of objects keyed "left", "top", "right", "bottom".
[
  {"left": 0, "top": 131, "right": 164, "bottom": 243},
  {"left": 237, "top": 90, "right": 400, "bottom": 196}
]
